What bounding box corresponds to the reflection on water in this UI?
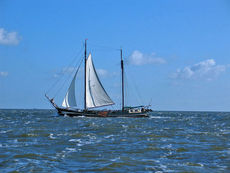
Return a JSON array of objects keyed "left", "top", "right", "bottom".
[{"left": 0, "top": 109, "right": 230, "bottom": 172}]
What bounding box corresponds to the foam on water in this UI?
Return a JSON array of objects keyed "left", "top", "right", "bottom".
[{"left": 49, "top": 133, "right": 56, "bottom": 139}]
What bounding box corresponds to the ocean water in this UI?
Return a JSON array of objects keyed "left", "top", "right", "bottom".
[{"left": 0, "top": 110, "right": 230, "bottom": 172}]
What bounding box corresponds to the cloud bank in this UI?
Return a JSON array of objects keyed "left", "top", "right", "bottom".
[
  {"left": 0, "top": 28, "right": 20, "bottom": 45},
  {"left": 171, "top": 59, "right": 226, "bottom": 80},
  {"left": 129, "top": 50, "right": 166, "bottom": 66}
]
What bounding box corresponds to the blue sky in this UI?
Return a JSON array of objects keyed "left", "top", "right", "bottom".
[{"left": 1, "top": 0, "right": 230, "bottom": 111}]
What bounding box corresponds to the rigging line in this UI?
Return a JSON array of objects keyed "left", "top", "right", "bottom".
[
  {"left": 123, "top": 50, "right": 144, "bottom": 105},
  {"left": 54, "top": 55, "right": 84, "bottom": 98},
  {"left": 87, "top": 42, "right": 118, "bottom": 51},
  {"left": 88, "top": 41, "right": 135, "bottom": 54},
  {"left": 53, "top": 56, "right": 84, "bottom": 98},
  {"left": 124, "top": 71, "right": 142, "bottom": 106},
  {"left": 49, "top": 49, "right": 82, "bottom": 97},
  {"left": 53, "top": 47, "right": 83, "bottom": 95},
  {"left": 125, "top": 67, "right": 144, "bottom": 105},
  {"left": 51, "top": 56, "right": 81, "bottom": 99},
  {"left": 148, "top": 98, "right": 153, "bottom": 107},
  {"left": 124, "top": 72, "right": 128, "bottom": 106},
  {"left": 46, "top": 46, "right": 84, "bottom": 97},
  {"left": 117, "top": 57, "right": 123, "bottom": 108},
  {"left": 122, "top": 51, "right": 133, "bottom": 66}
]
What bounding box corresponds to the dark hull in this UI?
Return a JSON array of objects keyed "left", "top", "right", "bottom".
[
  {"left": 45, "top": 95, "right": 150, "bottom": 118},
  {"left": 56, "top": 108, "right": 149, "bottom": 118}
]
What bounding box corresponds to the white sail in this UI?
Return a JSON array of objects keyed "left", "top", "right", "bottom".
[
  {"left": 86, "top": 54, "right": 114, "bottom": 108},
  {"left": 62, "top": 73, "right": 77, "bottom": 108}
]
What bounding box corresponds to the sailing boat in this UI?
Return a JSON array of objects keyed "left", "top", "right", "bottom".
[{"left": 46, "top": 40, "right": 152, "bottom": 117}]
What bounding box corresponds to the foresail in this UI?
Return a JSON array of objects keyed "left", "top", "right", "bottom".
[
  {"left": 86, "top": 54, "right": 114, "bottom": 108},
  {"left": 62, "top": 73, "right": 77, "bottom": 108}
]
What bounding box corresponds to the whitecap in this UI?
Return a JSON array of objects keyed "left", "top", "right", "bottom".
[
  {"left": 69, "top": 139, "right": 81, "bottom": 142},
  {"left": 0, "top": 130, "right": 7, "bottom": 134},
  {"left": 88, "top": 135, "right": 97, "bottom": 140},
  {"left": 77, "top": 143, "right": 84, "bottom": 147},
  {"left": 0, "top": 130, "right": 12, "bottom": 134},
  {"left": 66, "top": 147, "right": 77, "bottom": 152},
  {"left": 149, "top": 116, "right": 170, "bottom": 119},
  {"left": 49, "top": 133, "right": 56, "bottom": 139},
  {"left": 161, "top": 144, "right": 172, "bottom": 149},
  {"left": 104, "top": 135, "right": 114, "bottom": 139},
  {"left": 111, "top": 156, "right": 120, "bottom": 161},
  {"left": 122, "top": 125, "right": 128, "bottom": 128},
  {"left": 25, "top": 121, "right": 31, "bottom": 125}
]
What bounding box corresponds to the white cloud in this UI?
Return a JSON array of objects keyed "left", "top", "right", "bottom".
[
  {"left": 0, "top": 28, "right": 20, "bottom": 45},
  {"left": 0, "top": 71, "right": 8, "bottom": 77},
  {"left": 129, "top": 50, "right": 166, "bottom": 66},
  {"left": 171, "top": 59, "right": 226, "bottom": 80}
]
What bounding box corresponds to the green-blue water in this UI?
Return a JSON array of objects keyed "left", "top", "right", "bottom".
[{"left": 0, "top": 109, "right": 230, "bottom": 172}]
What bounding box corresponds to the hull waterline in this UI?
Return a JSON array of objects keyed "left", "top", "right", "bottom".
[
  {"left": 46, "top": 95, "right": 151, "bottom": 118},
  {"left": 56, "top": 108, "right": 150, "bottom": 118}
]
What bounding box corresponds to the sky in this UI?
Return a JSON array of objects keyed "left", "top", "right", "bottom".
[{"left": 1, "top": 0, "right": 230, "bottom": 111}]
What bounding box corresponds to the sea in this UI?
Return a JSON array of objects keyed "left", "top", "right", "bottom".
[{"left": 0, "top": 109, "right": 230, "bottom": 172}]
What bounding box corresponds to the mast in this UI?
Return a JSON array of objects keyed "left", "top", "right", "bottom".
[
  {"left": 121, "top": 49, "right": 124, "bottom": 111},
  {"left": 84, "top": 39, "right": 87, "bottom": 110}
]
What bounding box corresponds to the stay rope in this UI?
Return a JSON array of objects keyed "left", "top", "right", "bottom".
[{"left": 46, "top": 45, "right": 84, "bottom": 98}]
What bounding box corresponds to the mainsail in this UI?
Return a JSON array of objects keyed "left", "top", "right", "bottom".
[
  {"left": 46, "top": 39, "right": 150, "bottom": 117},
  {"left": 62, "top": 72, "right": 77, "bottom": 108},
  {"left": 86, "top": 54, "right": 114, "bottom": 108}
]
